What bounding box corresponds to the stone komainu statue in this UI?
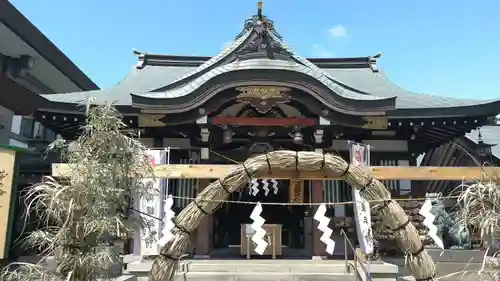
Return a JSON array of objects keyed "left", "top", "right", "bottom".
[
  {"left": 430, "top": 198, "right": 472, "bottom": 250},
  {"left": 371, "top": 199, "right": 472, "bottom": 253}
]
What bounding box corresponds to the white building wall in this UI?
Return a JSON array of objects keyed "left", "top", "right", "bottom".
[{"left": 11, "top": 115, "right": 22, "bottom": 135}]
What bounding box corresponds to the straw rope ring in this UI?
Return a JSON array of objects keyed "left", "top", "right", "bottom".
[{"left": 148, "top": 150, "right": 436, "bottom": 281}]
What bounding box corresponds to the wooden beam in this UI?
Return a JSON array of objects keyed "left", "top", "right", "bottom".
[
  {"left": 211, "top": 116, "right": 315, "bottom": 127},
  {"left": 51, "top": 164, "right": 500, "bottom": 181}
]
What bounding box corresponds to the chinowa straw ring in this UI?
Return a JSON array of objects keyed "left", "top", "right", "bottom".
[{"left": 148, "top": 150, "right": 436, "bottom": 281}]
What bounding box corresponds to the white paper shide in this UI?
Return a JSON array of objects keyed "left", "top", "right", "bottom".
[
  {"left": 250, "top": 202, "right": 268, "bottom": 255},
  {"left": 313, "top": 203, "right": 335, "bottom": 254},
  {"left": 249, "top": 179, "right": 278, "bottom": 196},
  {"left": 159, "top": 195, "right": 175, "bottom": 246},
  {"left": 419, "top": 193, "right": 444, "bottom": 249}
]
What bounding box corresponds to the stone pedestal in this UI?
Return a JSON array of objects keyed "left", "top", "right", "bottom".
[{"left": 426, "top": 248, "right": 487, "bottom": 263}]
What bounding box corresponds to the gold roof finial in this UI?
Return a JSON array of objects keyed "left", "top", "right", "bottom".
[{"left": 258, "top": 1, "right": 263, "bottom": 10}]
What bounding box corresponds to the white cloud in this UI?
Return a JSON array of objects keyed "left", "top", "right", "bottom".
[
  {"left": 221, "top": 41, "right": 233, "bottom": 49},
  {"left": 328, "top": 25, "right": 347, "bottom": 38},
  {"left": 312, "top": 44, "right": 333, "bottom": 57}
]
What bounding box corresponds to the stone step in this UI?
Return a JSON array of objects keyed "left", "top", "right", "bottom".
[
  {"left": 128, "top": 259, "right": 350, "bottom": 273},
  {"left": 182, "top": 262, "right": 348, "bottom": 273},
  {"left": 126, "top": 259, "right": 398, "bottom": 281},
  {"left": 172, "top": 272, "right": 356, "bottom": 281},
  {"left": 181, "top": 261, "right": 398, "bottom": 275}
]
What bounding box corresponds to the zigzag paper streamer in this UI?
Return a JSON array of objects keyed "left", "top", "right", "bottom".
[
  {"left": 250, "top": 179, "right": 259, "bottom": 196},
  {"left": 313, "top": 203, "right": 335, "bottom": 255},
  {"left": 270, "top": 179, "right": 278, "bottom": 194},
  {"left": 262, "top": 179, "right": 270, "bottom": 196},
  {"left": 159, "top": 195, "right": 175, "bottom": 245},
  {"left": 419, "top": 199, "right": 444, "bottom": 249},
  {"left": 250, "top": 202, "right": 268, "bottom": 255}
]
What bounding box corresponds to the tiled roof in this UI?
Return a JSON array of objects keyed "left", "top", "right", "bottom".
[
  {"left": 44, "top": 61, "right": 498, "bottom": 111},
  {"left": 44, "top": 65, "right": 196, "bottom": 105},
  {"left": 42, "top": 12, "right": 500, "bottom": 113},
  {"left": 321, "top": 68, "right": 498, "bottom": 109},
  {"left": 139, "top": 59, "right": 389, "bottom": 101},
  {"left": 466, "top": 126, "right": 500, "bottom": 159}
]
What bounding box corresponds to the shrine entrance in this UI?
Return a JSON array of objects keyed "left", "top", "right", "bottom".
[
  {"left": 136, "top": 150, "right": 435, "bottom": 281},
  {"left": 212, "top": 179, "right": 307, "bottom": 257}
]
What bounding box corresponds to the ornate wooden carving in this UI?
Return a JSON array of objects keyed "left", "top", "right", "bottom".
[
  {"left": 289, "top": 180, "right": 304, "bottom": 204},
  {"left": 236, "top": 86, "right": 290, "bottom": 113},
  {"left": 138, "top": 114, "right": 166, "bottom": 127},
  {"left": 362, "top": 117, "right": 388, "bottom": 130},
  {"left": 211, "top": 116, "right": 315, "bottom": 127}
]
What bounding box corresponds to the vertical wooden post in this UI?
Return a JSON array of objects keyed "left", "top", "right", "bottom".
[
  {"left": 0, "top": 145, "right": 22, "bottom": 259},
  {"left": 195, "top": 179, "right": 212, "bottom": 258},
  {"left": 310, "top": 180, "right": 327, "bottom": 259}
]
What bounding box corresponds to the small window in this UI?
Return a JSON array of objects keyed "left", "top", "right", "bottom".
[{"left": 32, "top": 121, "right": 44, "bottom": 139}]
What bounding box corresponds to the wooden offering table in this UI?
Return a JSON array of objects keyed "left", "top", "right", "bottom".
[{"left": 240, "top": 224, "right": 282, "bottom": 259}]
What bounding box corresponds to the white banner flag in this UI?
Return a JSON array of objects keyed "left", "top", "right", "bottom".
[
  {"left": 349, "top": 141, "right": 374, "bottom": 255},
  {"left": 139, "top": 149, "right": 164, "bottom": 256}
]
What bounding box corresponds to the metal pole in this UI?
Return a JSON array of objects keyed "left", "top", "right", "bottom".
[
  {"left": 165, "top": 147, "right": 171, "bottom": 195},
  {"left": 160, "top": 147, "right": 171, "bottom": 235},
  {"left": 344, "top": 230, "right": 348, "bottom": 273}
]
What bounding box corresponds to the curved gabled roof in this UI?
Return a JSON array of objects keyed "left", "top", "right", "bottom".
[
  {"left": 41, "top": 11, "right": 500, "bottom": 118},
  {"left": 139, "top": 59, "right": 388, "bottom": 101}
]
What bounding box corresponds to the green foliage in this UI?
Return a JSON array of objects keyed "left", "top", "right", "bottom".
[
  {"left": 454, "top": 178, "right": 500, "bottom": 280},
  {"left": 1, "top": 103, "right": 155, "bottom": 281}
]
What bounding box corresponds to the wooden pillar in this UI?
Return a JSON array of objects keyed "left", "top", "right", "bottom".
[
  {"left": 194, "top": 179, "right": 212, "bottom": 258},
  {"left": 310, "top": 180, "right": 326, "bottom": 259}
]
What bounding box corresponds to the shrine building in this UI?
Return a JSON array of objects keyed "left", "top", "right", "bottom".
[{"left": 31, "top": 4, "right": 500, "bottom": 258}]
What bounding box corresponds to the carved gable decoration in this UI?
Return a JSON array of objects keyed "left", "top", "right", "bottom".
[
  {"left": 235, "top": 7, "right": 292, "bottom": 60},
  {"left": 236, "top": 86, "right": 290, "bottom": 114},
  {"left": 236, "top": 32, "right": 292, "bottom": 60}
]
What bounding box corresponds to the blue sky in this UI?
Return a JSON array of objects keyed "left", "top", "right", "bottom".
[{"left": 10, "top": 0, "right": 500, "bottom": 99}]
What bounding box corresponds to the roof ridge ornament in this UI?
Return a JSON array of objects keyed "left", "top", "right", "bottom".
[
  {"left": 235, "top": 2, "right": 282, "bottom": 41},
  {"left": 133, "top": 49, "right": 148, "bottom": 69},
  {"left": 235, "top": 1, "right": 292, "bottom": 60},
  {"left": 368, "top": 52, "right": 382, "bottom": 72}
]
